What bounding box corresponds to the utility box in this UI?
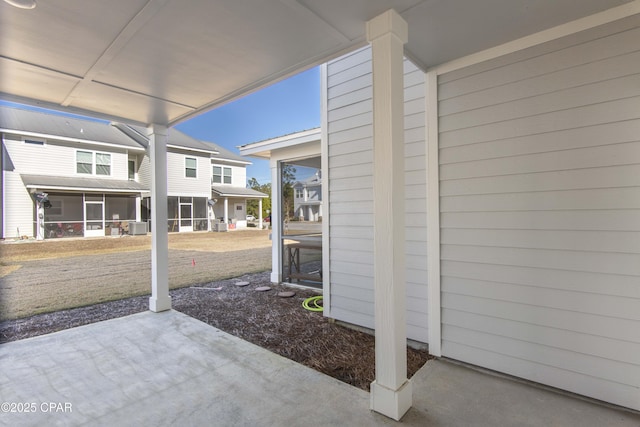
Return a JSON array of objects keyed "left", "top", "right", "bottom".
[{"left": 129, "top": 221, "right": 148, "bottom": 235}]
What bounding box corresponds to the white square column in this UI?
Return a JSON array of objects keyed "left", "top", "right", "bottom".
[
  {"left": 366, "top": 9, "right": 412, "bottom": 421},
  {"left": 270, "top": 161, "right": 283, "bottom": 283},
  {"left": 135, "top": 195, "right": 142, "bottom": 222},
  {"left": 258, "top": 198, "right": 263, "bottom": 229},
  {"left": 147, "top": 124, "right": 171, "bottom": 312}
]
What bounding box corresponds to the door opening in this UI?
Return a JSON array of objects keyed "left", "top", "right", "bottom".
[{"left": 280, "top": 158, "right": 322, "bottom": 288}]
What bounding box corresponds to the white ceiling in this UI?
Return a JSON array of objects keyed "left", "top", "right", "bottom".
[{"left": 0, "top": 0, "right": 635, "bottom": 126}]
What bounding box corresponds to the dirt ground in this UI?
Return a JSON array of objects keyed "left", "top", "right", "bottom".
[
  {"left": 0, "top": 232, "right": 433, "bottom": 390},
  {"left": 0, "top": 230, "right": 274, "bottom": 320}
]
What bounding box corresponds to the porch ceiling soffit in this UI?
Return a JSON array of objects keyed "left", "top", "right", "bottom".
[
  {"left": 2, "top": 0, "right": 633, "bottom": 127},
  {"left": 20, "top": 174, "right": 149, "bottom": 193}
]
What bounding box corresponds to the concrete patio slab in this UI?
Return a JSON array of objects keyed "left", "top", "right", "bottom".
[{"left": 0, "top": 310, "right": 638, "bottom": 426}]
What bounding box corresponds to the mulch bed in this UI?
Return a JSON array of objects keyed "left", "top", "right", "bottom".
[{"left": 0, "top": 271, "right": 432, "bottom": 391}]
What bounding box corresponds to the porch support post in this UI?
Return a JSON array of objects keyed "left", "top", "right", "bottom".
[
  {"left": 147, "top": 124, "right": 171, "bottom": 312},
  {"left": 270, "top": 161, "right": 282, "bottom": 283},
  {"left": 258, "top": 198, "right": 263, "bottom": 229},
  {"left": 135, "top": 194, "right": 143, "bottom": 223},
  {"left": 223, "top": 197, "right": 229, "bottom": 224},
  {"left": 367, "top": 9, "right": 412, "bottom": 421}
]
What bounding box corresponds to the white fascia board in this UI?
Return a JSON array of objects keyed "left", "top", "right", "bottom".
[
  {"left": 210, "top": 156, "right": 251, "bottom": 165},
  {"left": 213, "top": 192, "right": 268, "bottom": 198},
  {"left": 166, "top": 144, "right": 219, "bottom": 155},
  {"left": 25, "top": 184, "right": 149, "bottom": 194},
  {"left": 432, "top": 0, "right": 640, "bottom": 75},
  {"left": 239, "top": 128, "right": 321, "bottom": 157},
  {"left": 0, "top": 129, "right": 146, "bottom": 152}
]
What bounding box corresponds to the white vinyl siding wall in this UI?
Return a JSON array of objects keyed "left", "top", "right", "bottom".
[
  {"left": 3, "top": 135, "right": 128, "bottom": 180},
  {"left": 166, "top": 151, "right": 210, "bottom": 197},
  {"left": 437, "top": 16, "right": 640, "bottom": 410},
  {"left": 327, "top": 46, "right": 429, "bottom": 343},
  {"left": 3, "top": 171, "right": 34, "bottom": 238},
  {"left": 212, "top": 163, "right": 245, "bottom": 187}
]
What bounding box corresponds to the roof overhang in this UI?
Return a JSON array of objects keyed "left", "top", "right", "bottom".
[
  {"left": 1, "top": 128, "right": 147, "bottom": 153},
  {"left": 239, "top": 128, "right": 321, "bottom": 160},
  {"left": 2, "top": 1, "right": 637, "bottom": 127},
  {"left": 21, "top": 174, "right": 149, "bottom": 194},
  {"left": 211, "top": 185, "right": 269, "bottom": 199}
]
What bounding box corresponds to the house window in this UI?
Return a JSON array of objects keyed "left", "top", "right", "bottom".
[
  {"left": 24, "top": 139, "right": 45, "bottom": 146},
  {"left": 96, "top": 153, "right": 111, "bottom": 175},
  {"left": 185, "top": 157, "right": 197, "bottom": 178},
  {"left": 128, "top": 160, "right": 136, "bottom": 180},
  {"left": 76, "top": 151, "right": 93, "bottom": 174},
  {"left": 76, "top": 150, "right": 111, "bottom": 175},
  {"left": 213, "top": 165, "right": 232, "bottom": 184},
  {"left": 295, "top": 188, "right": 303, "bottom": 198}
]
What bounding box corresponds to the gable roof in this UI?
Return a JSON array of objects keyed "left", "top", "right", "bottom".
[
  {"left": 0, "top": 106, "right": 143, "bottom": 150},
  {"left": 112, "top": 123, "right": 220, "bottom": 156},
  {"left": 0, "top": 105, "right": 249, "bottom": 162},
  {"left": 205, "top": 140, "right": 251, "bottom": 165}
]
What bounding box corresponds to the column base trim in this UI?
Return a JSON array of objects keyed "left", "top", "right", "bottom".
[
  {"left": 270, "top": 272, "right": 281, "bottom": 284},
  {"left": 370, "top": 379, "right": 413, "bottom": 421},
  {"left": 149, "top": 295, "right": 172, "bottom": 312}
]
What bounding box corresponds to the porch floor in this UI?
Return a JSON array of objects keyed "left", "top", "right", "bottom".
[{"left": 0, "top": 310, "right": 637, "bottom": 426}]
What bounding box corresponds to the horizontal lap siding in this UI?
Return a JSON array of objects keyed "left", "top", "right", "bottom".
[
  {"left": 327, "top": 46, "right": 428, "bottom": 342},
  {"left": 438, "top": 16, "right": 640, "bottom": 410},
  {"left": 167, "top": 151, "right": 211, "bottom": 197},
  {"left": 3, "top": 171, "right": 33, "bottom": 238},
  {"left": 4, "top": 136, "right": 129, "bottom": 179}
]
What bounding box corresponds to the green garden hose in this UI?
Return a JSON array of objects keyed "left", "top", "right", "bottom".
[{"left": 302, "top": 295, "right": 323, "bottom": 312}]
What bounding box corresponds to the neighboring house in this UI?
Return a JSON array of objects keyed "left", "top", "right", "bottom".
[
  {"left": 293, "top": 170, "right": 322, "bottom": 221},
  {"left": 209, "top": 141, "right": 268, "bottom": 229},
  {"left": 242, "top": 10, "right": 640, "bottom": 413},
  {"left": 0, "top": 106, "right": 266, "bottom": 238},
  {"left": 1, "top": 107, "right": 148, "bottom": 240}
]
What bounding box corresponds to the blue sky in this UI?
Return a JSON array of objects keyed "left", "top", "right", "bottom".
[
  {"left": 176, "top": 66, "right": 321, "bottom": 184},
  {"left": 2, "top": 66, "right": 320, "bottom": 185}
]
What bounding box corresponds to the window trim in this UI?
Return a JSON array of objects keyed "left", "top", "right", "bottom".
[
  {"left": 212, "top": 164, "right": 232, "bottom": 185},
  {"left": 185, "top": 156, "right": 197, "bottom": 178},
  {"left": 128, "top": 158, "right": 137, "bottom": 181},
  {"left": 76, "top": 150, "right": 112, "bottom": 176},
  {"left": 95, "top": 152, "right": 111, "bottom": 176}
]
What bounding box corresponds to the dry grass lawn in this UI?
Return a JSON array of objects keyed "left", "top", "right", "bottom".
[{"left": 0, "top": 230, "right": 278, "bottom": 320}]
